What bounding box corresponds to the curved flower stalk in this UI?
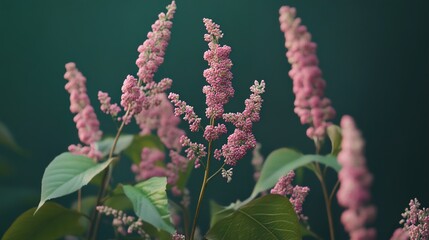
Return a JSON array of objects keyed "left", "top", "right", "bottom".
[
  {"left": 398, "top": 198, "right": 429, "bottom": 240},
  {"left": 168, "top": 18, "right": 265, "bottom": 240},
  {"left": 64, "top": 63, "right": 102, "bottom": 160},
  {"left": 271, "top": 171, "right": 310, "bottom": 221},
  {"left": 337, "top": 115, "right": 377, "bottom": 240},
  {"left": 279, "top": 6, "right": 336, "bottom": 142}
]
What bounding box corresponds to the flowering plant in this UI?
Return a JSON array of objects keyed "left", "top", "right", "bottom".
[{"left": 2, "top": 2, "right": 426, "bottom": 240}]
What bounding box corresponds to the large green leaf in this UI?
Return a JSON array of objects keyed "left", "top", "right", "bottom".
[
  {"left": 96, "top": 134, "right": 134, "bottom": 158},
  {"left": 209, "top": 200, "right": 235, "bottom": 228},
  {"left": 123, "top": 177, "right": 174, "bottom": 233},
  {"left": 37, "top": 152, "right": 113, "bottom": 211},
  {"left": 327, "top": 124, "right": 342, "bottom": 156},
  {"left": 251, "top": 148, "right": 340, "bottom": 198},
  {"left": 206, "top": 194, "right": 301, "bottom": 240},
  {"left": 2, "top": 202, "right": 88, "bottom": 240},
  {"left": 124, "top": 135, "right": 165, "bottom": 164}
]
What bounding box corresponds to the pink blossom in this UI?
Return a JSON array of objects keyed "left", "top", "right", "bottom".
[
  {"left": 202, "top": 18, "right": 234, "bottom": 119},
  {"left": 203, "top": 124, "right": 227, "bottom": 141},
  {"left": 390, "top": 228, "right": 409, "bottom": 240},
  {"left": 337, "top": 115, "right": 376, "bottom": 240},
  {"left": 120, "top": 75, "right": 146, "bottom": 125},
  {"left": 131, "top": 147, "right": 166, "bottom": 181},
  {"left": 135, "top": 93, "right": 185, "bottom": 151},
  {"left": 279, "top": 6, "right": 335, "bottom": 141},
  {"left": 180, "top": 135, "right": 206, "bottom": 168},
  {"left": 220, "top": 80, "right": 265, "bottom": 165},
  {"left": 136, "top": 1, "right": 176, "bottom": 84},
  {"left": 271, "top": 171, "right": 310, "bottom": 221},
  {"left": 168, "top": 93, "right": 201, "bottom": 132},
  {"left": 64, "top": 62, "right": 102, "bottom": 160},
  {"left": 96, "top": 206, "right": 145, "bottom": 236},
  {"left": 399, "top": 198, "right": 429, "bottom": 240},
  {"left": 166, "top": 150, "right": 189, "bottom": 196},
  {"left": 98, "top": 91, "right": 121, "bottom": 117}
]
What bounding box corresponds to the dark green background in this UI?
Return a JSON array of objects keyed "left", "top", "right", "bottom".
[{"left": 1, "top": 0, "right": 428, "bottom": 239}]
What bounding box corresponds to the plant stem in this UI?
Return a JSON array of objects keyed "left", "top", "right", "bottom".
[
  {"left": 206, "top": 162, "right": 225, "bottom": 183},
  {"left": 190, "top": 117, "right": 215, "bottom": 240},
  {"left": 87, "top": 109, "right": 129, "bottom": 240},
  {"left": 314, "top": 162, "right": 335, "bottom": 240},
  {"left": 181, "top": 204, "right": 190, "bottom": 238}
]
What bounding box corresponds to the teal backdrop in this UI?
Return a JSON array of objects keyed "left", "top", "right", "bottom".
[{"left": 0, "top": 0, "right": 428, "bottom": 239}]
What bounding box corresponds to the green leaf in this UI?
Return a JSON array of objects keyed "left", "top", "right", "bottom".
[
  {"left": 96, "top": 134, "right": 134, "bottom": 158},
  {"left": 206, "top": 194, "right": 301, "bottom": 240},
  {"left": 123, "top": 177, "right": 174, "bottom": 233},
  {"left": 124, "top": 135, "right": 165, "bottom": 164},
  {"left": 37, "top": 152, "right": 113, "bottom": 211},
  {"left": 251, "top": 148, "right": 340, "bottom": 198},
  {"left": 209, "top": 200, "right": 235, "bottom": 227},
  {"left": 327, "top": 125, "right": 342, "bottom": 156},
  {"left": 2, "top": 202, "right": 88, "bottom": 240}
]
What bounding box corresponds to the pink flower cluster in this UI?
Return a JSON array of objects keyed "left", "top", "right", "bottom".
[
  {"left": 120, "top": 75, "right": 146, "bottom": 125},
  {"left": 279, "top": 6, "right": 336, "bottom": 141},
  {"left": 202, "top": 18, "right": 234, "bottom": 119},
  {"left": 390, "top": 228, "right": 410, "bottom": 240},
  {"left": 133, "top": 93, "right": 189, "bottom": 195},
  {"left": 98, "top": 91, "right": 121, "bottom": 117},
  {"left": 166, "top": 150, "right": 189, "bottom": 195},
  {"left": 399, "top": 198, "right": 429, "bottom": 240},
  {"left": 180, "top": 135, "right": 206, "bottom": 168},
  {"left": 136, "top": 1, "right": 176, "bottom": 84},
  {"left": 96, "top": 205, "right": 146, "bottom": 237},
  {"left": 337, "top": 115, "right": 376, "bottom": 240},
  {"left": 131, "top": 147, "right": 166, "bottom": 181},
  {"left": 168, "top": 93, "right": 201, "bottom": 132},
  {"left": 135, "top": 93, "right": 185, "bottom": 151},
  {"left": 219, "top": 80, "right": 265, "bottom": 166},
  {"left": 64, "top": 63, "right": 102, "bottom": 160},
  {"left": 271, "top": 171, "right": 310, "bottom": 221}
]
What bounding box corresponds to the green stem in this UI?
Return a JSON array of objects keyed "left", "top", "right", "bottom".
[
  {"left": 314, "top": 162, "right": 335, "bottom": 240},
  {"left": 207, "top": 162, "right": 226, "bottom": 183},
  {"left": 190, "top": 117, "right": 215, "bottom": 240},
  {"left": 87, "top": 109, "right": 130, "bottom": 240}
]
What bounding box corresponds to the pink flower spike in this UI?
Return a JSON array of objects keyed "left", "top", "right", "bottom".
[
  {"left": 337, "top": 115, "right": 376, "bottom": 240},
  {"left": 64, "top": 63, "right": 102, "bottom": 160},
  {"left": 220, "top": 80, "right": 265, "bottom": 165},
  {"left": 202, "top": 18, "right": 234, "bottom": 119},
  {"left": 168, "top": 93, "right": 201, "bottom": 132},
  {"left": 279, "top": 6, "right": 335, "bottom": 141},
  {"left": 136, "top": 1, "right": 176, "bottom": 84}
]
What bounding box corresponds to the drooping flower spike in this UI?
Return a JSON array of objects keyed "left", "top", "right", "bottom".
[{"left": 64, "top": 62, "right": 102, "bottom": 160}]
